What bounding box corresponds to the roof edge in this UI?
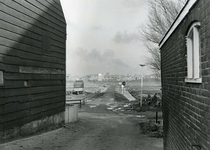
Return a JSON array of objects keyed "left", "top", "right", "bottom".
[{"left": 159, "top": 0, "right": 198, "bottom": 48}]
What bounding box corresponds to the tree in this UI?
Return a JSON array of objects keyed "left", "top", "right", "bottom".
[{"left": 139, "top": 0, "right": 187, "bottom": 77}]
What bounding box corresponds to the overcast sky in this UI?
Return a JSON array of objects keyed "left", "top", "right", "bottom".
[{"left": 60, "top": 0, "right": 150, "bottom": 76}]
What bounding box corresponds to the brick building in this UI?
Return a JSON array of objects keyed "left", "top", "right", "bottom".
[
  {"left": 159, "top": 0, "right": 210, "bottom": 149},
  {"left": 0, "top": 0, "right": 66, "bottom": 141}
]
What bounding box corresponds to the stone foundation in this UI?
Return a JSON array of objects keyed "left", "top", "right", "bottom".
[
  {"left": 65, "top": 104, "right": 78, "bottom": 123},
  {"left": 0, "top": 112, "right": 64, "bottom": 143}
]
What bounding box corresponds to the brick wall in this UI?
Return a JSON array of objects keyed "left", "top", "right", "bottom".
[{"left": 161, "top": 0, "right": 210, "bottom": 149}]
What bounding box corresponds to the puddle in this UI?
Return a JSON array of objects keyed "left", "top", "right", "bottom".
[
  {"left": 89, "top": 105, "right": 98, "bottom": 108},
  {"left": 136, "top": 115, "right": 146, "bottom": 118},
  {"left": 106, "top": 102, "right": 112, "bottom": 106},
  {"left": 128, "top": 115, "right": 146, "bottom": 118},
  {"left": 86, "top": 100, "right": 92, "bottom": 102},
  {"left": 123, "top": 104, "right": 130, "bottom": 108},
  {"left": 91, "top": 116, "right": 106, "bottom": 119}
]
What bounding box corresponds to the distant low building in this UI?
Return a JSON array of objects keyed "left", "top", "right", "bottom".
[
  {"left": 103, "top": 74, "right": 124, "bottom": 81},
  {"left": 134, "top": 75, "right": 142, "bottom": 80},
  {"left": 87, "top": 74, "right": 98, "bottom": 81},
  {"left": 66, "top": 74, "right": 71, "bottom": 81}
]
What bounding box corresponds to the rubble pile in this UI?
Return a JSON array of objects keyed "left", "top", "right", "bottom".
[
  {"left": 127, "top": 87, "right": 162, "bottom": 108},
  {"left": 139, "top": 121, "right": 163, "bottom": 138}
]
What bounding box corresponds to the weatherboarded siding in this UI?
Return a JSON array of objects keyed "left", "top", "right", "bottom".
[
  {"left": 0, "top": 0, "right": 66, "bottom": 132},
  {"left": 161, "top": 0, "right": 210, "bottom": 150}
]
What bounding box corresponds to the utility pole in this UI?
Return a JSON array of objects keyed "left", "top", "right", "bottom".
[{"left": 139, "top": 64, "right": 145, "bottom": 109}]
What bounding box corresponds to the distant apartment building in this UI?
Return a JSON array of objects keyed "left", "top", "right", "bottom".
[{"left": 98, "top": 73, "right": 103, "bottom": 81}]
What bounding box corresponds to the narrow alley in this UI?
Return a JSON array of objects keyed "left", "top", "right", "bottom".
[{"left": 0, "top": 85, "right": 163, "bottom": 150}]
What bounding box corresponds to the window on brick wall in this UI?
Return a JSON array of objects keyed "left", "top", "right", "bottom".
[{"left": 185, "top": 22, "right": 201, "bottom": 83}]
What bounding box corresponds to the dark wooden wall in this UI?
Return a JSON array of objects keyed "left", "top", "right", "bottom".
[{"left": 0, "top": 0, "right": 66, "bottom": 130}]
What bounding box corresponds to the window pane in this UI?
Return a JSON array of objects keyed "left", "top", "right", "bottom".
[
  {"left": 193, "top": 27, "right": 200, "bottom": 78},
  {"left": 187, "top": 38, "right": 193, "bottom": 78}
]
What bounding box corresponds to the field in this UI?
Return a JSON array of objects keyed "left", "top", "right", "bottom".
[
  {"left": 66, "top": 80, "right": 162, "bottom": 112},
  {"left": 126, "top": 80, "right": 161, "bottom": 94},
  {"left": 66, "top": 81, "right": 110, "bottom": 101},
  {"left": 66, "top": 80, "right": 161, "bottom": 97},
  {"left": 66, "top": 81, "right": 109, "bottom": 93}
]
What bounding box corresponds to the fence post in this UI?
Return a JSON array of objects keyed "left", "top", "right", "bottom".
[{"left": 156, "top": 111, "right": 158, "bottom": 123}]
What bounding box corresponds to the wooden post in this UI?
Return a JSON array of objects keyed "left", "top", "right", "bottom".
[{"left": 156, "top": 111, "right": 158, "bottom": 123}]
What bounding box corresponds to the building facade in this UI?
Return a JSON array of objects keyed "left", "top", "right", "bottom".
[
  {"left": 0, "top": 0, "right": 66, "bottom": 141},
  {"left": 160, "top": 0, "right": 210, "bottom": 149}
]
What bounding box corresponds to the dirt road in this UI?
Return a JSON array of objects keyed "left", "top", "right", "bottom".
[{"left": 0, "top": 85, "right": 163, "bottom": 150}]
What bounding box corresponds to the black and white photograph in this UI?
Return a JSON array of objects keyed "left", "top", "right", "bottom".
[{"left": 0, "top": 0, "right": 208, "bottom": 150}]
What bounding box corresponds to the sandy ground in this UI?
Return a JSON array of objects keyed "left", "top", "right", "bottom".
[{"left": 0, "top": 84, "right": 163, "bottom": 150}]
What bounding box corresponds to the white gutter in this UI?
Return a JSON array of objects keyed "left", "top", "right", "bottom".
[{"left": 159, "top": 0, "right": 198, "bottom": 48}]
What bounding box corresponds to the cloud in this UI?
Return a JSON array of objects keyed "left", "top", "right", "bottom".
[
  {"left": 74, "top": 47, "right": 88, "bottom": 59},
  {"left": 74, "top": 48, "right": 123, "bottom": 64},
  {"left": 110, "top": 59, "right": 129, "bottom": 68},
  {"left": 86, "top": 49, "right": 103, "bottom": 61},
  {"left": 72, "top": 48, "right": 130, "bottom": 74},
  {"left": 61, "top": 0, "right": 151, "bottom": 76},
  {"left": 91, "top": 25, "right": 105, "bottom": 30},
  {"left": 113, "top": 31, "right": 140, "bottom": 43}
]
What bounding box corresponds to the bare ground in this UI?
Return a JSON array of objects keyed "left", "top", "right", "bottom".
[{"left": 0, "top": 84, "right": 163, "bottom": 150}]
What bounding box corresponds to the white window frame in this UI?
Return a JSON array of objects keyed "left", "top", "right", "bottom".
[{"left": 185, "top": 22, "right": 201, "bottom": 83}]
